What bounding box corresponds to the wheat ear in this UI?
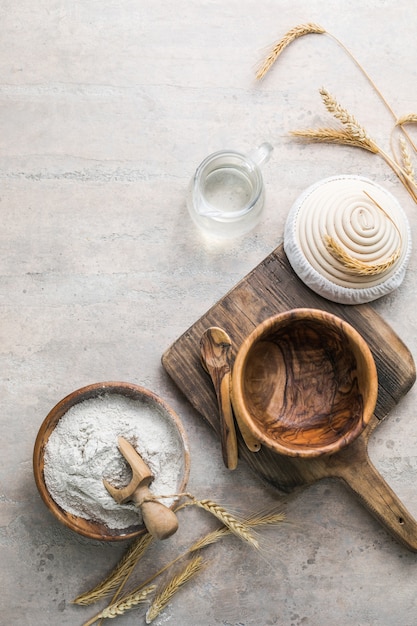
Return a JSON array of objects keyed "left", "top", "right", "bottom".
[
  {"left": 324, "top": 235, "right": 400, "bottom": 276},
  {"left": 73, "top": 533, "right": 153, "bottom": 606},
  {"left": 290, "top": 88, "right": 378, "bottom": 154},
  {"left": 144, "top": 508, "right": 285, "bottom": 623},
  {"left": 189, "top": 507, "right": 285, "bottom": 552},
  {"left": 246, "top": 508, "right": 286, "bottom": 526},
  {"left": 189, "top": 498, "right": 259, "bottom": 549},
  {"left": 82, "top": 585, "right": 156, "bottom": 626},
  {"left": 293, "top": 88, "right": 417, "bottom": 203},
  {"left": 256, "top": 24, "right": 417, "bottom": 154},
  {"left": 256, "top": 23, "right": 325, "bottom": 80},
  {"left": 396, "top": 113, "right": 417, "bottom": 126},
  {"left": 290, "top": 128, "right": 379, "bottom": 153},
  {"left": 399, "top": 137, "right": 416, "bottom": 183},
  {"left": 145, "top": 556, "right": 205, "bottom": 624},
  {"left": 82, "top": 506, "right": 285, "bottom": 625},
  {"left": 319, "top": 88, "right": 379, "bottom": 151}
]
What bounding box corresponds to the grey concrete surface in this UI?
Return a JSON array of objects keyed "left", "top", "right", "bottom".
[{"left": 2, "top": 2, "right": 417, "bottom": 625}]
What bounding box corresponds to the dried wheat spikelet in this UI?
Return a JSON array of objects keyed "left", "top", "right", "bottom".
[
  {"left": 73, "top": 533, "right": 153, "bottom": 606},
  {"left": 293, "top": 88, "right": 417, "bottom": 203},
  {"left": 145, "top": 556, "right": 205, "bottom": 624},
  {"left": 290, "top": 127, "right": 379, "bottom": 153},
  {"left": 399, "top": 137, "right": 416, "bottom": 182},
  {"left": 323, "top": 234, "right": 401, "bottom": 276},
  {"left": 76, "top": 503, "right": 285, "bottom": 625},
  {"left": 396, "top": 114, "right": 417, "bottom": 126},
  {"left": 319, "top": 87, "right": 360, "bottom": 126},
  {"left": 319, "top": 88, "right": 379, "bottom": 150},
  {"left": 246, "top": 508, "right": 286, "bottom": 527},
  {"left": 82, "top": 585, "right": 156, "bottom": 626},
  {"left": 256, "top": 23, "right": 326, "bottom": 80},
  {"left": 290, "top": 89, "right": 379, "bottom": 154},
  {"left": 188, "top": 507, "right": 286, "bottom": 552},
  {"left": 189, "top": 498, "right": 259, "bottom": 549}
]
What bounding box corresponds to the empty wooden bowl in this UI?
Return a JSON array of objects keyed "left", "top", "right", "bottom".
[
  {"left": 33, "top": 382, "right": 190, "bottom": 541},
  {"left": 231, "top": 309, "right": 378, "bottom": 458}
]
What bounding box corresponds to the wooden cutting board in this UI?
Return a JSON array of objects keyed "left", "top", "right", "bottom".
[{"left": 162, "top": 244, "right": 417, "bottom": 549}]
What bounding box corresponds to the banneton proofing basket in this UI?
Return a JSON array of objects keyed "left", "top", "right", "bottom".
[
  {"left": 33, "top": 382, "right": 190, "bottom": 541},
  {"left": 284, "top": 175, "right": 412, "bottom": 304},
  {"left": 231, "top": 309, "right": 378, "bottom": 458}
]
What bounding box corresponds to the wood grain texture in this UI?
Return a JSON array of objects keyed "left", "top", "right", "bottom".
[
  {"left": 33, "top": 382, "right": 190, "bottom": 541},
  {"left": 200, "top": 327, "right": 239, "bottom": 469},
  {"left": 162, "top": 244, "right": 417, "bottom": 549},
  {"left": 230, "top": 309, "right": 377, "bottom": 458},
  {"left": 162, "top": 245, "right": 415, "bottom": 447}
]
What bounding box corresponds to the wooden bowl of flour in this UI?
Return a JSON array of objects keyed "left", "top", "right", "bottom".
[{"left": 33, "top": 382, "right": 190, "bottom": 541}]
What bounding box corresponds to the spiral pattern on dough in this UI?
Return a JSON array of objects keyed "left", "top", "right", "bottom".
[{"left": 295, "top": 178, "right": 408, "bottom": 289}]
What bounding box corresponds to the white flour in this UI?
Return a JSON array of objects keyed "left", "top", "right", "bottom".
[{"left": 43, "top": 393, "right": 185, "bottom": 530}]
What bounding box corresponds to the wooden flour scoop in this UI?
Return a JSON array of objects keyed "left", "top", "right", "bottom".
[{"left": 103, "top": 437, "right": 179, "bottom": 540}]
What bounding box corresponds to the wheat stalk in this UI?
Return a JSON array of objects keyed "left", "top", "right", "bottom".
[
  {"left": 82, "top": 585, "right": 156, "bottom": 626},
  {"left": 73, "top": 533, "right": 153, "bottom": 606},
  {"left": 256, "top": 22, "right": 414, "bottom": 145},
  {"left": 255, "top": 23, "right": 417, "bottom": 201},
  {"left": 324, "top": 234, "right": 400, "bottom": 276},
  {"left": 143, "top": 508, "right": 285, "bottom": 622},
  {"left": 290, "top": 88, "right": 379, "bottom": 154},
  {"left": 78, "top": 505, "right": 285, "bottom": 625},
  {"left": 396, "top": 114, "right": 417, "bottom": 126},
  {"left": 319, "top": 88, "right": 379, "bottom": 151},
  {"left": 189, "top": 498, "right": 259, "bottom": 549},
  {"left": 189, "top": 506, "right": 285, "bottom": 552},
  {"left": 256, "top": 23, "right": 325, "bottom": 80},
  {"left": 246, "top": 508, "right": 286, "bottom": 526},
  {"left": 399, "top": 136, "right": 416, "bottom": 182},
  {"left": 394, "top": 116, "right": 417, "bottom": 157},
  {"left": 290, "top": 127, "right": 379, "bottom": 153},
  {"left": 145, "top": 556, "right": 205, "bottom": 624},
  {"left": 293, "top": 88, "right": 417, "bottom": 203}
]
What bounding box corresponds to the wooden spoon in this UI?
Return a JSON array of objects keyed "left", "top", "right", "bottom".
[
  {"left": 200, "top": 327, "right": 261, "bottom": 469},
  {"left": 103, "top": 437, "right": 179, "bottom": 540}
]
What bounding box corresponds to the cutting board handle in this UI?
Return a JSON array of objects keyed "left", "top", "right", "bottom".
[{"left": 330, "top": 435, "right": 417, "bottom": 552}]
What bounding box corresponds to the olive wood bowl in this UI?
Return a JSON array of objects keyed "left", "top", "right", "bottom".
[
  {"left": 33, "top": 382, "right": 190, "bottom": 541},
  {"left": 231, "top": 308, "right": 378, "bottom": 458}
]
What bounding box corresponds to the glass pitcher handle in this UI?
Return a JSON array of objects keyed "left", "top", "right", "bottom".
[{"left": 247, "top": 142, "right": 273, "bottom": 168}]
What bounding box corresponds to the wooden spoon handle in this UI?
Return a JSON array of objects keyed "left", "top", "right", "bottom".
[
  {"left": 217, "top": 369, "right": 239, "bottom": 469},
  {"left": 332, "top": 447, "right": 417, "bottom": 552},
  {"left": 133, "top": 485, "right": 179, "bottom": 540},
  {"left": 200, "top": 327, "right": 238, "bottom": 469}
]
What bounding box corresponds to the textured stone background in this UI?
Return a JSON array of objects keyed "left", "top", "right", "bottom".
[{"left": 1, "top": 2, "right": 417, "bottom": 625}]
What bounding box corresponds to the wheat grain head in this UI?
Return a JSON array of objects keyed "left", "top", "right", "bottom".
[
  {"left": 145, "top": 556, "right": 204, "bottom": 624},
  {"left": 399, "top": 136, "right": 416, "bottom": 182},
  {"left": 290, "top": 128, "right": 379, "bottom": 153},
  {"left": 192, "top": 499, "right": 259, "bottom": 549},
  {"left": 396, "top": 113, "right": 417, "bottom": 126},
  {"left": 256, "top": 23, "right": 326, "bottom": 80},
  {"left": 324, "top": 234, "right": 400, "bottom": 276}
]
